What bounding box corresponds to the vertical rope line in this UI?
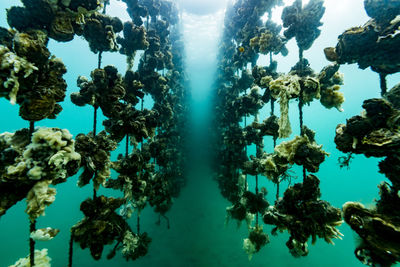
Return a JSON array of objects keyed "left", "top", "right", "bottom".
[
  {"left": 299, "top": 87, "right": 307, "bottom": 182},
  {"left": 102, "top": 1, "right": 107, "bottom": 14},
  {"left": 299, "top": 49, "right": 303, "bottom": 63},
  {"left": 137, "top": 97, "right": 144, "bottom": 235},
  {"left": 93, "top": 44, "right": 101, "bottom": 200},
  {"left": 94, "top": 49, "right": 101, "bottom": 199},
  {"left": 271, "top": 97, "right": 280, "bottom": 200},
  {"left": 97, "top": 0, "right": 107, "bottom": 68},
  {"left": 255, "top": 174, "right": 259, "bottom": 225},
  {"left": 28, "top": 121, "right": 35, "bottom": 266},
  {"left": 98, "top": 52, "right": 102, "bottom": 69},
  {"left": 271, "top": 99, "right": 277, "bottom": 148},
  {"left": 270, "top": 98, "right": 275, "bottom": 116},
  {"left": 379, "top": 73, "right": 387, "bottom": 97},
  {"left": 125, "top": 135, "right": 129, "bottom": 157},
  {"left": 298, "top": 44, "right": 307, "bottom": 182},
  {"left": 29, "top": 219, "right": 36, "bottom": 266},
  {"left": 137, "top": 214, "right": 141, "bottom": 234},
  {"left": 244, "top": 88, "right": 248, "bottom": 193},
  {"left": 29, "top": 121, "right": 34, "bottom": 138},
  {"left": 68, "top": 233, "right": 73, "bottom": 267},
  {"left": 299, "top": 97, "right": 304, "bottom": 135},
  {"left": 276, "top": 182, "right": 279, "bottom": 201},
  {"left": 69, "top": 3, "right": 108, "bottom": 265},
  {"left": 93, "top": 0, "right": 108, "bottom": 199},
  {"left": 92, "top": 189, "right": 97, "bottom": 203},
  {"left": 93, "top": 106, "right": 98, "bottom": 136},
  {"left": 273, "top": 93, "right": 279, "bottom": 199},
  {"left": 93, "top": 106, "right": 98, "bottom": 200}
]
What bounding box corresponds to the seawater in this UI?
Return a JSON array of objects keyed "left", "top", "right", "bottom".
[{"left": 0, "top": 0, "right": 399, "bottom": 266}]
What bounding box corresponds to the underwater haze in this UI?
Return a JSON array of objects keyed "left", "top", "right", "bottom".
[{"left": 1, "top": 0, "right": 400, "bottom": 266}]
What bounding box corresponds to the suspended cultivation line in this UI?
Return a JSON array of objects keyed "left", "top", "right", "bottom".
[
  {"left": 211, "top": 0, "right": 400, "bottom": 265},
  {"left": 0, "top": 0, "right": 188, "bottom": 265}
]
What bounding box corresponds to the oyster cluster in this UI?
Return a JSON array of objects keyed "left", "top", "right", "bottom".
[
  {"left": 0, "top": 127, "right": 80, "bottom": 218},
  {"left": 67, "top": 0, "right": 188, "bottom": 262},
  {"left": 1, "top": 0, "right": 188, "bottom": 264},
  {"left": 0, "top": 29, "right": 67, "bottom": 121},
  {"left": 213, "top": 0, "right": 343, "bottom": 259},
  {"left": 326, "top": 0, "right": 400, "bottom": 265}
]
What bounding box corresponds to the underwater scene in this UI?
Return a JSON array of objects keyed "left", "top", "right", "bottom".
[{"left": 1, "top": 0, "right": 400, "bottom": 266}]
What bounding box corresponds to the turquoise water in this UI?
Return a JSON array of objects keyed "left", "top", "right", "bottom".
[{"left": 1, "top": 0, "right": 400, "bottom": 266}]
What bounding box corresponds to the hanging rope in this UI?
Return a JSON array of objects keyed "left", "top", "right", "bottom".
[
  {"left": 102, "top": 1, "right": 107, "bottom": 14},
  {"left": 379, "top": 73, "right": 387, "bottom": 97},
  {"left": 29, "top": 121, "right": 34, "bottom": 138},
  {"left": 93, "top": 19, "right": 107, "bottom": 198},
  {"left": 270, "top": 98, "right": 275, "bottom": 116},
  {"left": 93, "top": 106, "right": 98, "bottom": 136},
  {"left": 243, "top": 88, "right": 248, "bottom": 193},
  {"left": 125, "top": 135, "right": 129, "bottom": 157},
  {"left": 98, "top": 52, "right": 103, "bottom": 69},
  {"left": 137, "top": 97, "right": 145, "bottom": 235},
  {"left": 255, "top": 174, "right": 259, "bottom": 225},
  {"left": 269, "top": 51, "right": 273, "bottom": 65},
  {"left": 69, "top": 1, "right": 109, "bottom": 265},
  {"left": 29, "top": 219, "right": 36, "bottom": 266},
  {"left": 299, "top": 48, "right": 303, "bottom": 63},
  {"left": 276, "top": 182, "right": 280, "bottom": 201},
  {"left": 298, "top": 44, "right": 307, "bottom": 182},
  {"left": 299, "top": 91, "right": 307, "bottom": 182},
  {"left": 271, "top": 99, "right": 279, "bottom": 200},
  {"left": 268, "top": 57, "right": 281, "bottom": 201},
  {"left": 92, "top": 105, "right": 98, "bottom": 200},
  {"left": 28, "top": 121, "right": 36, "bottom": 266},
  {"left": 68, "top": 234, "right": 74, "bottom": 267},
  {"left": 93, "top": 49, "right": 101, "bottom": 200},
  {"left": 137, "top": 214, "right": 141, "bottom": 234},
  {"left": 298, "top": 96, "right": 304, "bottom": 135}
]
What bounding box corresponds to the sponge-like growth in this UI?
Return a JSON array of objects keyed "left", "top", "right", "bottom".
[
  {"left": 5, "top": 127, "right": 81, "bottom": 182},
  {"left": 26, "top": 180, "right": 56, "bottom": 221},
  {"left": 0, "top": 45, "right": 37, "bottom": 104},
  {"left": 10, "top": 248, "right": 51, "bottom": 267},
  {"left": 243, "top": 225, "right": 269, "bottom": 260},
  {"left": 275, "top": 133, "right": 328, "bottom": 173},
  {"left": 318, "top": 64, "right": 344, "bottom": 111},
  {"left": 30, "top": 227, "right": 60, "bottom": 241},
  {"left": 121, "top": 230, "right": 152, "bottom": 261},
  {"left": 0, "top": 127, "right": 80, "bottom": 217},
  {"left": 269, "top": 74, "right": 301, "bottom": 138}
]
